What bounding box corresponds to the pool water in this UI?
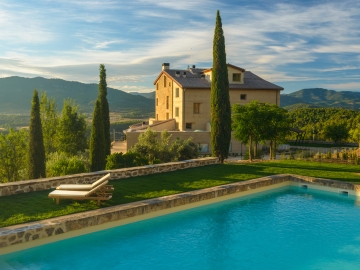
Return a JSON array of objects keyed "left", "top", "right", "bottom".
[{"left": 1, "top": 186, "right": 360, "bottom": 270}]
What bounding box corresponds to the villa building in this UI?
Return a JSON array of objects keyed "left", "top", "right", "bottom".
[{"left": 124, "top": 63, "right": 284, "bottom": 154}]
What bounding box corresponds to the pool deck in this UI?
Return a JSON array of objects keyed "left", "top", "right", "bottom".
[{"left": 1, "top": 174, "right": 360, "bottom": 255}]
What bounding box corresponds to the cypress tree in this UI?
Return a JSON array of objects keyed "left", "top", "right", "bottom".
[
  {"left": 28, "top": 89, "right": 46, "bottom": 179},
  {"left": 90, "top": 99, "right": 106, "bottom": 171},
  {"left": 98, "top": 64, "right": 111, "bottom": 156},
  {"left": 210, "top": 10, "right": 231, "bottom": 163}
]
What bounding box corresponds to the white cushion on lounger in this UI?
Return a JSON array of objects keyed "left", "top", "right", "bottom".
[{"left": 56, "top": 173, "right": 110, "bottom": 190}]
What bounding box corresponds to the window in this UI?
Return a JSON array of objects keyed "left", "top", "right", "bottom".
[
  {"left": 233, "top": 73, "right": 241, "bottom": 82},
  {"left": 175, "top": 107, "right": 179, "bottom": 117},
  {"left": 193, "top": 103, "right": 200, "bottom": 114},
  {"left": 164, "top": 76, "right": 166, "bottom": 87},
  {"left": 156, "top": 98, "right": 158, "bottom": 106},
  {"left": 240, "top": 94, "right": 247, "bottom": 100},
  {"left": 156, "top": 83, "right": 158, "bottom": 90},
  {"left": 156, "top": 114, "right": 158, "bottom": 120},
  {"left": 186, "top": 123, "right": 192, "bottom": 129},
  {"left": 166, "top": 113, "right": 169, "bottom": 120},
  {"left": 169, "top": 82, "right": 171, "bottom": 87},
  {"left": 175, "top": 88, "right": 179, "bottom": 98},
  {"left": 166, "top": 96, "right": 169, "bottom": 109}
]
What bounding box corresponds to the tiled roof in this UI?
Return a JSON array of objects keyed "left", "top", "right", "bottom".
[{"left": 159, "top": 67, "right": 284, "bottom": 90}]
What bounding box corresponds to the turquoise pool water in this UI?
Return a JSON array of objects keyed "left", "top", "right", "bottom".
[{"left": 1, "top": 186, "right": 360, "bottom": 270}]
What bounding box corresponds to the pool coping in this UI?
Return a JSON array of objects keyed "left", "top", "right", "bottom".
[{"left": 1, "top": 174, "right": 359, "bottom": 255}]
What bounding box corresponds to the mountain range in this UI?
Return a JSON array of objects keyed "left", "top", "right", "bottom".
[
  {"left": 0, "top": 77, "right": 359, "bottom": 115},
  {"left": 0, "top": 76, "right": 154, "bottom": 114},
  {"left": 281, "top": 88, "right": 360, "bottom": 110}
]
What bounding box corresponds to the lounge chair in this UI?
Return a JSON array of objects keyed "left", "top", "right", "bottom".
[
  {"left": 49, "top": 180, "right": 113, "bottom": 206},
  {"left": 56, "top": 173, "right": 112, "bottom": 191}
]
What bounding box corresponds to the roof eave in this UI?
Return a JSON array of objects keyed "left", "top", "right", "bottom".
[{"left": 153, "top": 70, "right": 184, "bottom": 88}]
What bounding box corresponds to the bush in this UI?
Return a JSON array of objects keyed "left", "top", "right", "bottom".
[
  {"left": 105, "top": 152, "right": 148, "bottom": 170},
  {"left": 130, "top": 128, "right": 198, "bottom": 164},
  {"left": 46, "top": 152, "right": 89, "bottom": 177},
  {"left": 170, "top": 138, "right": 199, "bottom": 161}
]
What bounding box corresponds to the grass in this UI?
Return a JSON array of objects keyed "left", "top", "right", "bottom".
[{"left": 1, "top": 160, "right": 359, "bottom": 228}]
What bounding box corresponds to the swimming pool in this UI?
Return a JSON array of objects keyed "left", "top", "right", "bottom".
[{"left": 1, "top": 186, "right": 360, "bottom": 270}]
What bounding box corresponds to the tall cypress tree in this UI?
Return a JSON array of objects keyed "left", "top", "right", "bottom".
[
  {"left": 28, "top": 89, "right": 46, "bottom": 178},
  {"left": 98, "top": 64, "right": 111, "bottom": 156},
  {"left": 210, "top": 10, "right": 231, "bottom": 163},
  {"left": 90, "top": 99, "right": 106, "bottom": 171}
]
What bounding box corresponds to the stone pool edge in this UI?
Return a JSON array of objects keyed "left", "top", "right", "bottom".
[{"left": 1, "top": 174, "right": 359, "bottom": 254}]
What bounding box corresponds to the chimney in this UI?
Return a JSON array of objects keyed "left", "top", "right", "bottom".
[
  {"left": 183, "top": 71, "right": 186, "bottom": 78},
  {"left": 175, "top": 71, "right": 180, "bottom": 77},
  {"left": 201, "top": 74, "right": 205, "bottom": 79},
  {"left": 162, "top": 63, "right": 170, "bottom": 70},
  {"left": 192, "top": 65, "right": 196, "bottom": 69}
]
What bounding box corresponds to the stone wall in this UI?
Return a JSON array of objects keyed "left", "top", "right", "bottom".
[
  {"left": 0, "top": 157, "right": 219, "bottom": 197},
  {"left": 1, "top": 173, "right": 359, "bottom": 251}
]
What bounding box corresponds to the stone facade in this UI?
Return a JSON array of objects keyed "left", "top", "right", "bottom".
[
  {"left": 0, "top": 157, "right": 218, "bottom": 197},
  {"left": 1, "top": 173, "right": 359, "bottom": 251}
]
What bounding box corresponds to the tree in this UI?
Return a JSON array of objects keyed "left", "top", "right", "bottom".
[
  {"left": 232, "top": 101, "right": 290, "bottom": 160},
  {"left": 232, "top": 101, "right": 262, "bottom": 161},
  {"left": 98, "top": 64, "right": 111, "bottom": 157},
  {"left": 323, "top": 123, "right": 349, "bottom": 144},
  {"left": 28, "top": 90, "right": 46, "bottom": 179},
  {"left": 0, "top": 129, "right": 28, "bottom": 182},
  {"left": 260, "top": 104, "right": 291, "bottom": 159},
  {"left": 40, "top": 92, "right": 59, "bottom": 156},
  {"left": 349, "top": 127, "right": 360, "bottom": 147},
  {"left": 56, "top": 99, "right": 87, "bottom": 155},
  {"left": 90, "top": 100, "right": 106, "bottom": 171},
  {"left": 210, "top": 10, "right": 231, "bottom": 163}
]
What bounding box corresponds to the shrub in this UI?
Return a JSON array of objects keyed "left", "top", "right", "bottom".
[
  {"left": 46, "top": 152, "right": 88, "bottom": 177},
  {"left": 130, "top": 128, "right": 198, "bottom": 164},
  {"left": 105, "top": 152, "right": 148, "bottom": 170}
]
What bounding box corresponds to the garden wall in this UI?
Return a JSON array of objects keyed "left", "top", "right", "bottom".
[{"left": 0, "top": 157, "right": 219, "bottom": 197}]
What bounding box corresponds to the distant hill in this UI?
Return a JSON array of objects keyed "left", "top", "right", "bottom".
[
  {"left": 129, "top": 91, "right": 155, "bottom": 99},
  {"left": 0, "top": 76, "right": 154, "bottom": 114},
  {"left": 281, "top": 88, "right": 360, "bottom": 110}
]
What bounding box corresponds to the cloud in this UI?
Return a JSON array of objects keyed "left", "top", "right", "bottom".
[
  {"left": 321, "top": 82, "right": 360, "bottom": 90},
  {"left": 0, "top": 0, "right": 359, "bottom": 93}
]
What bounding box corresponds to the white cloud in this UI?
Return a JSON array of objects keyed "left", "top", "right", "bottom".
[
  {"left": 321, "top": 82, "right": 360, "bottom": 90},
  {"left": 0, "top": 0, "right": 359, "bottom": 93}
]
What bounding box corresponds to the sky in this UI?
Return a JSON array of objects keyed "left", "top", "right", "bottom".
[{"left": 0, "top": 0, "right": 359, "bottom": 94}]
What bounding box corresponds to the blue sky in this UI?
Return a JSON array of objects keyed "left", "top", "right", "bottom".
[{"left": 0, "top": 0, "right": 359, "bottom": 94}]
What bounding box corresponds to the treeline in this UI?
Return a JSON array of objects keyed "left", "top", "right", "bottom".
[
  {"left": 287, "top": 108, "right": 360, "bottom": 144},
  {"left": 0, "top": 115, "right": 30, "bottom": 128},
  {"left": 0, "top": 65, "right": 110, "bottom": 183},
  {"left": 0, "top": 92, "right": 89, "bottom": 182}
]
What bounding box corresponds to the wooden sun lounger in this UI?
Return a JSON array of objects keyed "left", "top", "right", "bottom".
[
  {"left": 56, "top": 173, "right": 112, "bottom": 191},
  {"left": 49, "top": 180, "right": 113, "bottom": 206}
]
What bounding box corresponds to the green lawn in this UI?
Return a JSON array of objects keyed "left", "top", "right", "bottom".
[{"left": 1, "top": 160, "right": 359, "bottom": 228}]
